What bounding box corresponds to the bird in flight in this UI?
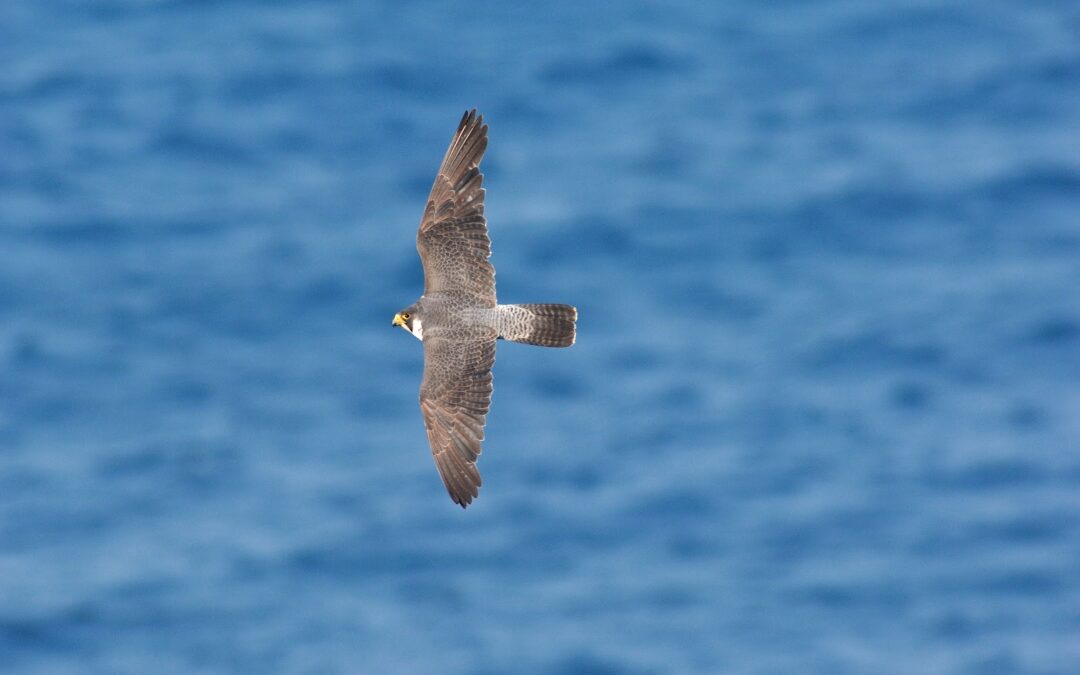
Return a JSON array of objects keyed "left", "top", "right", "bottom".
[{"left": 392, "top": 110, "right": 577, "bottom": 508}]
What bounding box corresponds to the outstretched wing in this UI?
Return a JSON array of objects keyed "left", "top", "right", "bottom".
[
  {"left": 419, "top": 336, "right": 496, "bottom": 507},
  {"left": 416, "top": 109, "right": 496, "bottom": 306}
]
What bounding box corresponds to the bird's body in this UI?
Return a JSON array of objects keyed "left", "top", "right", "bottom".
[{"left": 392, "top": 110, "right": 577, "bottom": 508}]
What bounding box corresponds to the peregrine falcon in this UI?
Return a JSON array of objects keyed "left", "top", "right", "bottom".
[{"left": 392, "top": 110, "right": 577, "bottom": 508}]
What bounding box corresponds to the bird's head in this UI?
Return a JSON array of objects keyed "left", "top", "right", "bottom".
[{"left": 392, "top": 305, "right": 423, "bottom": 340}]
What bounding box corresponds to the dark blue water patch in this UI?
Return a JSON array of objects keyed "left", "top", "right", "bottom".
[
  {"left": 0, "top": 121, "right": 42, "bottom": 165},
  {"left": 732, "top": 400, "right": 832, "bottom": 448},
  {"left": 975, "top": 164, "right": 1080, "bottom": 207},
  {"left": 96, "top": 444, "right": 175, "bottom": 479},
  {"left": 148, "top": 128, "right": 261, "bottom": 166},
  {"left": 753, "top": 520, "right": 820, "bottom": 567},
  {"left": 104, "top": 214, "right": 227, "bottom": 240},
  {"left": 645, "top": 583, "right": 699, "bottom": 610},
  {"left": 928, "top": 610, "right": 979, "bottom": 642},
  {"left": 889, "top": 379, "right": 934, "bottom": 411},
  {"left": 1019, "top": 313, "right": 1080, "bottom": 346},
  {"left": 669, "top": 279, "right": 764, "bottom": 322},
  {"left": 805, "top": 330, "right": 947, "bottom": 375},
  {"left": 1, "top": 168, "right": 78, "bottom": 201},
  {"left": 255, "top": 235, "right": 308, "bottom": 265},
  {"left": 785, "top": 184, "right": 948, "bottom": 241},
  {"left": 345, "top": 383, "right": 412, "bottom": 418},
  {"left": 500, "top": 521, "right": 628, "bottom": 570},
  {"left": 397, "top": 168, "right": 439, "bottom": 200},
  {"left": 488, "top": 96, "right": 562, "bottom": 130},
  {"left": 362, "top": 60, "right": 463, "bottom": 98},
  {"left": 389, "top": 257, "right": 425, "bottom": 295},
  {"left": 519, "top": 460, "right": 603, "bottom": 493},
  {"left": 623, "top": 488, "right": 717, "bottom": 521},
  {"left": 5, "top": 333, "right": 46, "bottom": 368},
  {"left": 281, "top": 534, "right": 543, "bottom": 581},
  {"left": 838, "top": 4, "right": 987, "bottom": 46},
  {"left": 550, "top": 652, "right": 649, "bottom": 675},
  {"left": 149, "top": 289, "right": 250, "bottom": 336},
  {"left": 744, "top": 229, "right": 795, "bottom": 264},
  {"left": 909, "top": 55, "right": 1080, "bottom": 124},
  {"left": 785, "top": 580, "right": 910, "bottom": 612},
  {"left": 27, "top": 217, "right": 133, "bottom": 246},
  {"left": 523, "top": 217, "right": 634, "bottom": 267},
  {"left": 539, "top": 44, "right": 690, "bottom": 86},
  {"left": 5, "top": 597, "right": 246, "bottom": 667},
  {"left": 283, "top": 543, "right": 407, "bottom": 579},
  {"left": 394, "top": 577, "right": 468, "bottom": 610},
  {"left": 961, "top": 652, "right": 1025, "bottom": 675},
  {"left": 96, "top": 441, "right": 245, "bottom": 499},
  {"left": 971, "top": 513, "right": 1073, "bottom": 546},
  {"left": 943, "top": 569, "right": 1065, "bottom": 598},
  {"left": 261, "top": 127, "right": 320, "bottom": 156},
  {"left": 222, "top": 68, "right": 316, "bottom": 104},
  {"left": 61, "top": 0, "right": 142, "bottom": 21},
  {"left": 0, "top": 602, "right": 102, "bottom": 656},
  {"left": 314, "top": 487, "right": 375, "bottom": 518},
  {"left": 146, "top": 284, "right": 324, "bottom": 342},
  {"left": 0, "top": 464, "right": 49, "bottom": 502},
  {"left": 280, "top": 275, "right": 353, "bottom": 313},
  {"left": 656, "top": 383, "right": 703, "bottom": 409},
  {"left": 1005, "top": 402, "right": 1047, "bottom": 431},
  {"left": 629, "top": 134, "right": 701, "bottom": 178},
  {"left": 6, "top": 388, "right": 85, "bottom": 425},
  {"left": 158, "top": 374, "right": 215, "bottom": 405},
  {"left": 634, "top": 204, "right": 715, "bottom": 237},
  {"left": 734, "top": 449, "right": 834, "bottom": 499},
  {"left": 764, "top": 501, "right": 899, "bottom": 557},
  {"left": 606, "top": 422, "right": 682, "bottom": 459},
  {"left": 663, "top": 532, "right": 719, "bottom": 561},
  {"left": 1033, "top": 53, "right": 1080, "bottom": 87},
  {"left": 528, "top": 369, "right": 585, "bottom": 399},
  {"left": 606, "top": 345, "right": 666, "bottom": 372},
  {"left": 6, "top": 70, "right": 117, "bottom": 102},
  {"left": 2, "top": 499, "right": 115, "bottom": 549},
  {"left": 923, "top": 460, "right": 1047, "bottom": 492}
]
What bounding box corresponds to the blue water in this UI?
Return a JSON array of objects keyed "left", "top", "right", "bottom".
[{"left": 2, "top": 1, "right": 1079, "bottom": 673}]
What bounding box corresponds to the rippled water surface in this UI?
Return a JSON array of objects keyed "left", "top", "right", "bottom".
[{"left": 2, "top": 1, "right": 1079, "bottom": 673}]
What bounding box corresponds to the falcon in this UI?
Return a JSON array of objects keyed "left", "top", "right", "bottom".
[{"left": 392, "top": 110, "right": 577, "bottom": 508}]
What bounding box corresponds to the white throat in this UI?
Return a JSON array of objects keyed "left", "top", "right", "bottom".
[{"left": 409, "top": 317, "right": 423, "bottom": 341}]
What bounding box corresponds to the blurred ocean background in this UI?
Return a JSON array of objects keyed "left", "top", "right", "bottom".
[{"left": 2, "top": 1, "right": 1079, "bottom": 673}]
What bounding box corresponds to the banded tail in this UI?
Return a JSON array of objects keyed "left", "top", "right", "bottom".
[{"left": 498, "top": 304, "right": 577, "bottom": 347}]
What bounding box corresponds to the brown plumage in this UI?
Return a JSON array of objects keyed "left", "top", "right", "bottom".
[{"left": 393, "top": 110, "right": 577, "bottom": 508}]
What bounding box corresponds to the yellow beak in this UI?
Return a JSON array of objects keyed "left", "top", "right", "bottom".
[{"left": 392, "top": 313, "right": 405, "bottom": 327}]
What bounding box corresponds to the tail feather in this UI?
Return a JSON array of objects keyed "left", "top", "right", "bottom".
[{"left": 499, "top": 304, "right": 577, "bottom": 347}]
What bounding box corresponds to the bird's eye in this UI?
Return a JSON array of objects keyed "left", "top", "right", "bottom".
[{"left": 402, "top": 313, "right": 410, "bottom": 320}]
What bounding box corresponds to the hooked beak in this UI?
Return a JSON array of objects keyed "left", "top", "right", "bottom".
[{"left": 392, "top": 313, "right": 405, "bottom": 327}]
